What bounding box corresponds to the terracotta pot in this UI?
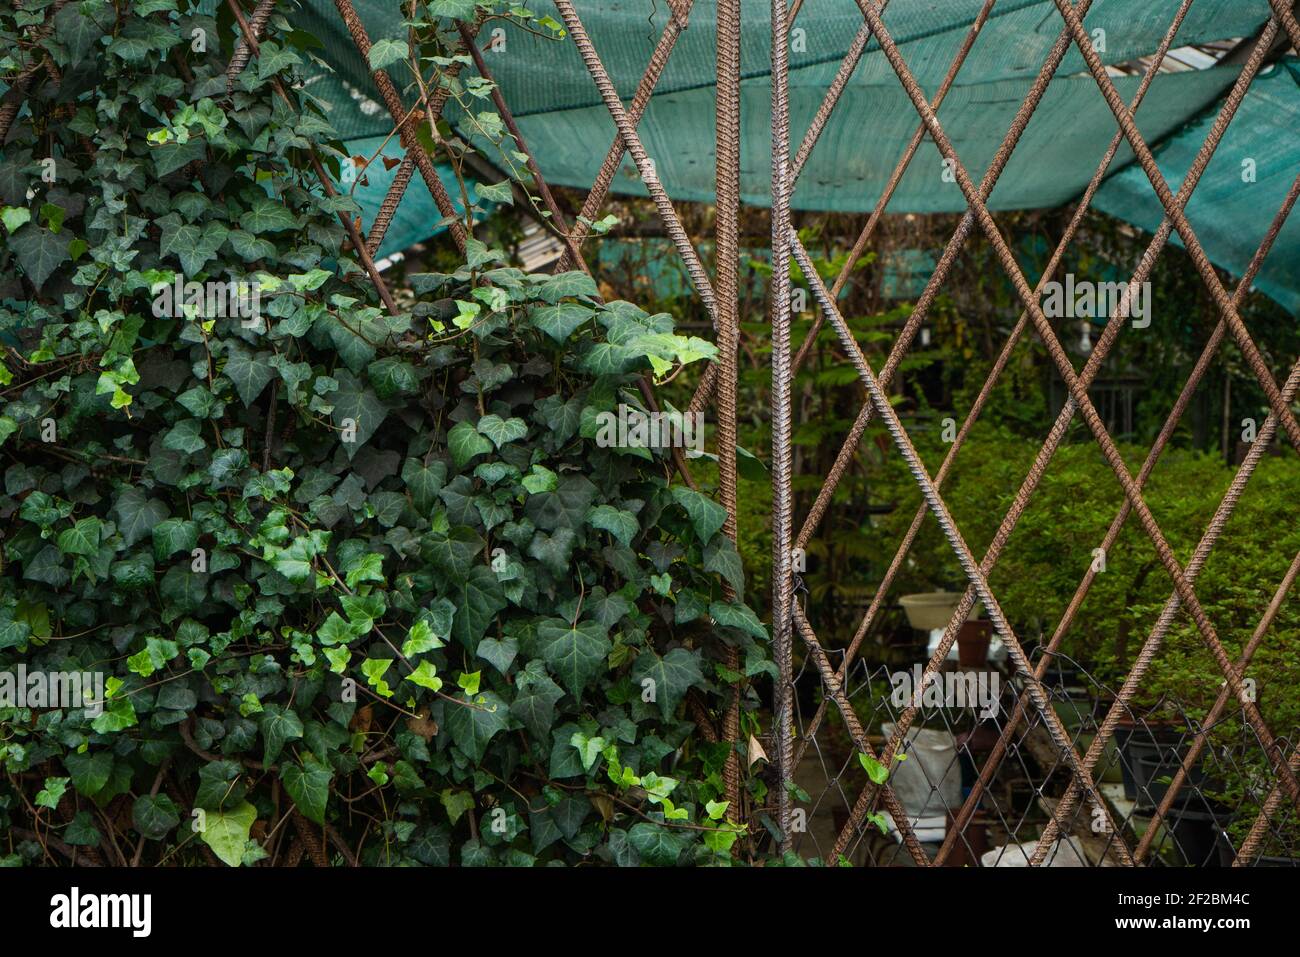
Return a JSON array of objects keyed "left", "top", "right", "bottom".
[
  {"left": 943, "top": 811, "right": 990, "bottom": 867},
  {"left": 956, "top": 620, "right": 992, "bottom": 667}
]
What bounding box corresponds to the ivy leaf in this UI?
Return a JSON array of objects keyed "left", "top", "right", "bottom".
[
  {"left": 281, "top": 758, "right": 333, "bottom": 825},
  {"left": 259, "top": 704, "right": 304, "bottom": 766},
  {"left": 671, "top": 486, "right": 728, "bottom": 542},
  {"left": 710, "top": 601, "right": 769, "bottom": 640},
  {"left": 0, "top": 616, "right": 31, "bottom": 652},
  {"left": 450, "top": 566, "right": 506, "bottom": 652},
  {"left": 408, "top": 825, "right": 451, "bottom": 865},
  {"left": 477, "top": 414, "right": 527, "bottom": 448},
  {"left": 267, "top": 536, "right": 319, "bottom": 582},
  {"left": 445, "top": 691, "right": 509, "bottom": 762},
  {"left": 257, "top": 41, "right": 303, "bottom": 80},
  {"left": 317, "top": 611, "right": 359, "bottom": 647},
  {"left": 464, "top": 238, "right": 502, "bottom": 269},
  {"left": 65, "top": 811, "right": 101, "bottom": 846},
  {"left": 525, "top": 474, "right": 598, "bottom": 532},
  {"left": 161, "top": 416, "right": 205, "bottom": 456},
  {"left": 474, "top": 180, "right": 514, "bottom": 205},
  {"left": 859, "top": 753, "right": 890, "bottom": 786},
  {"left": 226, "top": 229, "right": 277, "bottom": 261},
  {"left": 331, "top": 369, "right": 388, "bottom": 457},
  {"left": 194, "top": 761, "right": 244, "bottom": 811},
  {"left": 343, "top": 552, "right": 385, "bottom": 589},
  {"left": 537, "top": 395, "right": 582, "bottom": 444},
  {"left": 319, "top": 311, "right": 377, "bottom": 372},
  {"left": 107, "top": 19, "right": 181, "bottom": 62},
  {"left": 631, "top": 647, "right": 704, "bottom": 720},
  {"left": 510, "top": 670, "right": 564, "bottom": 739},
  {"left": 54, "top": 3, "right": 110, "bottom": 66},
  {"left": 704, "top": 537, "right": 745, "bottom": 599},
  {"left": 36, "top": 777, "right": 69, "bottom": 809},
  {"left": 24, "top": 546, "right": 69, "bottom": 588},
  {"left": 428, "top": 0, "right": 478, "bottom": 18},
  {"left": 153, "top": 518, "right": 198, "bottom": 561},
  {"left": 56, "top": 518, "right": 102, "bottom": 557},
  {"left": 199, "top": 801, "right": 258, "bottom": 867},
  {"left": 10, "top": 223, "right": 70, "bottom": 289},
  {"left": 64, "top": 750, "right": 113, "bottom": 797},
  {"left": 361, "top": 658, "right": 394, "bottom": 698},
  {"left": 402, "top": 618, "right": 444, "bottom": 657},
  {"left": 132, "top": 794, "right": 181, "bottom": 841},
  {"left": 405, "top": 660, "right": 443, "bottom": 691},
  {"left": 537, "top": 618, "right": 611, "bottom": 698},
  {"left": 114, "top": 489, "right": 169, "bottom": 547},
  {"left": 424, "top": 526, "right": 483, "bottom": 581},
  {"left": 477, "top": 637, "right": 517, "bottom": 674},
  {"left": 441, "top": 789, "right": 475, "bottom": 825},
  {"left": 239, "top": 198, "right": 299, "bottom": 234},
  {"left": 589, "top": 591, "right": 631, "bottom": 628},
  {"left": 224, "top": 343, "right": 275, "bottom": 406},
  {"left": 537, "top": 271, "right": 598, "bottom": 303},
  {"left": 527, "top": 527, "right": 576, "bottom": 576},
  {"left": 627, "top": 821, "right": 689, "bottom": 866},
  {"left": 448, "top": 420, "right": 493, "bottom": 467},
  {"left": 91, "top": 697, "right": 137, "bottom": 734},
  {"left": 402, "top": 457, "right": 447, "bottom": 513},
  {"left": 521, "top": 464, "right": 558, "bottom": 495},
  {"left": 1, "top": 206, "right": 31, "bottom": 233},
  {"left": 158, "top": 217, "right": 227, "bottom": 274},
  {"left": 368, "top": 356, "right": 420, "bottom": 399},
  {"left": 367, "top": 38, "right": 409, "bottom": 72},
  {"left": 153, "top": 139, "right": 206, "bottom": 178},
  {"left": 587, "top": 504, "right": 638, "bottom": 547},
  {"left": 529, "top": 303, "right": 592, "bottom": 343},
  {"left": 580, "top": 341, "right": 636, "bottom": 376},
  {"left": 570, "top": 731, "right": 607, "bottom": 772}
]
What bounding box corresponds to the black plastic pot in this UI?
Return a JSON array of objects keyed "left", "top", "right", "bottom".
[
  {"left": 1116, "top": 724, "right": 1183, "bottom": 802},
  {"left": 1215, "top": 830, "right": 1300, "bottom": 866},
  {"left": 1134, "top": 752, "right": 1205, "bottom": 812},
  {"left": 1166, "top": 805, "right": 1229, "bottom": 867}
]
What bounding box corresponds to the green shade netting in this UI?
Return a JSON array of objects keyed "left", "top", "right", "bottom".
[
  {"left": 297, "top": 0, "right": 1271, "bottom": 136},
  {"left": 1094, "top": 61, "right": 1300, "bottom": 316},
  {"left": 339, "top": 135, "right": 489, "bottom": 258},
  {"left": 502, "top": 66, "right": 1238, "bottom": 211},
  {"left": 285, "top": 0, "right": 1298, "bottom": 311}
]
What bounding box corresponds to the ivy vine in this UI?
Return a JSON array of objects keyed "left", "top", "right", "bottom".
[{"left": 0, "top": 0, "right": 772, "bottom": 867}]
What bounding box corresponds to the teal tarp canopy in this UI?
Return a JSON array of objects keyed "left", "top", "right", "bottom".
[
  {"left": 340, "top": 135, "right": 485, "bottom": 259},
  {"left": 1094, "top": 61, "right": 1300, "bottom": 316},
  {"left": 290, "top": 0, "right": 1299, "bottom": 312}
]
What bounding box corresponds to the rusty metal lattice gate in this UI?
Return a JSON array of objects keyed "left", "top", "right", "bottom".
[
  {"left": 769, "top": 0, "right": 1300, "bottom": 866},
  {"left": 226, "top": 0, "right": 1300, "bottom": 865}
]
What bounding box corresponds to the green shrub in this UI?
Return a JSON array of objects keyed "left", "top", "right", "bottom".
[
  {"left": 871, "top": 423, "right": 1294, "bottom": 668},
  {"left": 872, "top": 423, "right": 1299, "bottom": 846}
]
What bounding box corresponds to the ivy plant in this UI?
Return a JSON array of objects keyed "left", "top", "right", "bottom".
[{"left": 0, "top": 0, "right": 770, "bottom": 867}]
